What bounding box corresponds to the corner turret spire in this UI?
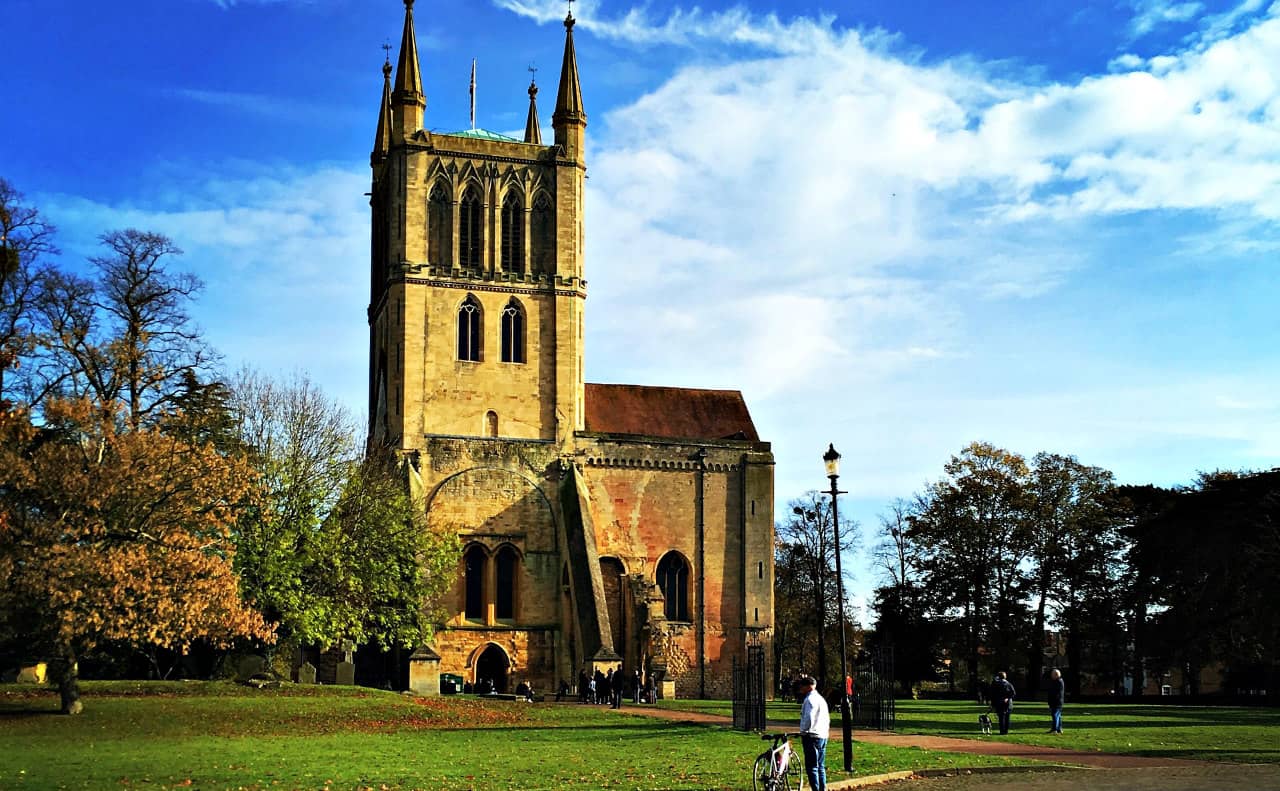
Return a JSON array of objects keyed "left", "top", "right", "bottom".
[
  {"left": 553, "top": 10, "right": 586, "bottom": 157},
  {"left": 524, "top": 70, "right": 543, "bottom": 145},
  {"left": 372, "top": 56, "right": 394, "bottom": 166},
  {"left": 392, "top": 0, "right": 425, "bottom": 137}
]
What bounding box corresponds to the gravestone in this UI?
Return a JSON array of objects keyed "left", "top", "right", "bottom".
[
  {"left": 408, "top": 645, "right": 441, "bottom": 696},
  {"left": 298, "top": 661, "right": 317, "bottom": 685},
  {"left": 335, "top": 661, "right": 355, "bottom": 686},
  {"left": 335, "top": 644, "right": 356, "bottom": 686}
]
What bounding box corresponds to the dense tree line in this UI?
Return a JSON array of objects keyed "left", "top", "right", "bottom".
[
  {"left": 0, "top": 178, "right": 455, "bottom": 712},
  {"left": 866, "top": 441, "right": 1280, "bottom": 700}
]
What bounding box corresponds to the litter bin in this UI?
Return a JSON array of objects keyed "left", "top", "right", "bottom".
[{"left": 441, "top": 673, "right": 464, "bottom": 695}]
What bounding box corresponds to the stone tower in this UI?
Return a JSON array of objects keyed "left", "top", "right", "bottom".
[
  {"left": 369, "top": 0, "right": 586, "bottom": 450},
  {"left": 366, "top": 1, "right": 775, "bottom": 700}
]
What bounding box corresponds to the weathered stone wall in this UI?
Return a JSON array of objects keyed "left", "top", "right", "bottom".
[{"left": 577, "top": 437, "right": 774, "bottom": 698}]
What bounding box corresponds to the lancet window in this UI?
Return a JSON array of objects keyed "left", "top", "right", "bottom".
[
  {"left": 500, "top": 299, "right": 526, "bottom": 364},
  {"left": 457, "top": 295, "right": 482, "bottom": 362},
  {"left": 464, "top": 544, "right": 486, "bottom": 621},
  {"left": 656, "top": 551, "right": 690, "bottom": 622},
  {"left": 531, "top": 193, "right": 554, "bottom": 275},
  {"left": 501, "top": 193, "right": 524, "bottom": 272},
  {"left": 495, "top": 546, "right": 518, "bottom": 621},
  {"left": 459, "top": 186, "right": 484, "bottom": 270},
  {"left": 428, "top": 183, "right": 451, "bottom": 267}
]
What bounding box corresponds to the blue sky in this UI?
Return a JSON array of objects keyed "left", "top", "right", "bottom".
[{"left": 4, "top": 0, "right": 1279, "bottom": 614}]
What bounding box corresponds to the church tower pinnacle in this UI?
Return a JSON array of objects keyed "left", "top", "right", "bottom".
[
  {"left": 371, "top": 56, "right": 393, "bottom": 166},
  {"left": 524, "top": 76, "right": 543, "bottom": 145},
  {"left": 392, "top": 0, "right": 425, "bottom": 138},
  {"left": 553, "top": 11, "right": 586, "bottom": 160}
]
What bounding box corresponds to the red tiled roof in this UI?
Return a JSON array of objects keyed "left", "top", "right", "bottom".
[{"left": 583, "top": 383, "right": 760, "bottom": 442}]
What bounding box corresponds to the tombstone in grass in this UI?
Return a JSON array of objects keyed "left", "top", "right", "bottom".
[
  {"left": 298, "top": 661, "right": 317, "bottom": 685},
  {"left": 335, "top": 641, "right": 356, "bottom": 686}
]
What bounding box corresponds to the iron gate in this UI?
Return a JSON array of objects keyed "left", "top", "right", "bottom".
[
  {"left": 732, "top": 644, "right": 767, "bottom": 731},
  {"left": 850, "top": 646, "right": 895, "bottom": 731}
]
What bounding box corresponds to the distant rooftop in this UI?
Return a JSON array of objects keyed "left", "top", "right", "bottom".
[
  {"left": 583, "top": 383, "right": 760, "bottom": 442},
  {"left": 438, "top": 128, "right": 524, "bottom": 143}
]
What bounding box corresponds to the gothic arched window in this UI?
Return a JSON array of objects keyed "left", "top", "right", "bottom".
[
  {"left": 656, "top": 551, "right": 690, "bottom": 622},
  {"left": 531, "top": 193, "right": 554, "bottom": 275},
  {"left": 464, "top": 544, "right": 487, "bottom": 621},
  {"left": 501, "top": 193, "right": 524, "bottom": 273},
  {"left": 501, "top": 299, "right": 526, "bottom": 364},
  {"left": 459, "top": 186, "right": 484, "bottom": 270},
  {"left": 428, "top": 183, "right": 452, "bottom": 267},
  {"left": 495, "top": 545, "right": 518, "bottom": 621},
  {"left": 457, "top": 295, "right": 482, "bottom": 362}
]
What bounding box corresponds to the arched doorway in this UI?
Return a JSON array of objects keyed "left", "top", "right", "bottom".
[{"left": 475, "top": 644, "right": 510, "bottom": 694}]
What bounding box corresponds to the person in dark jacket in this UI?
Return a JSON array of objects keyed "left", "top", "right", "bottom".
[
  {"left": 1047, "top": 668, "right": 1065, "bottom": 733},
  {"left": 991, "top": 671, "right": 1016, "bottom": 735},
  {"left": 611, "top": 667, "right": 625, "bottom": 708}
]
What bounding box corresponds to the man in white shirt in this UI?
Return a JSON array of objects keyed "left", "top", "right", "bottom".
[{"left": 797, "top": 675, "right": 829, "bottom": 791}]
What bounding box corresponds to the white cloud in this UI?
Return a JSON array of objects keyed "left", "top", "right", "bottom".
[
  {"left": 40, "top": 165, "right": 372, "bottom": 416},
  {"left": 492, "top": 0, "right": 846, "bottom": 53},
  {"left": 550, "top": 1, "right": 1280, "bottom": 507},
  {"left": 1128, "top": 0, "right": 1204, "bottom": 39}
]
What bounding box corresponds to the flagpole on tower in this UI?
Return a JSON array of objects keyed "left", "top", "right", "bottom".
[{"left": 470, "top": 59, "right": 476, "bottom": 130}]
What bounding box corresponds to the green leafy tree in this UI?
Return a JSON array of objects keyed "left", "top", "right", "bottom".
[
  {"left": 868, "top": 499, "right": 940, "bottom": 690},
  {"left": 230, "top": 370, "right": 457, "bottom": 654},
  {"left": 0, "top": 398, "right": 273, "bottom": 713},
  {"left": 1024, "top": 453, "right": 1117, "bottom": 694},
  {"left": 908, "top": 442, "right": 1034, "bottom": 692}
]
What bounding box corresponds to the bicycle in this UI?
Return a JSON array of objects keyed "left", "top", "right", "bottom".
[{"left": 753, "top": 731, "right": 803, "bottom": 791}]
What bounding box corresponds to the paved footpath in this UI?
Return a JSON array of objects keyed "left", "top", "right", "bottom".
[{"left": 609, "top": 703, "right": 1216, "bottom": 770}]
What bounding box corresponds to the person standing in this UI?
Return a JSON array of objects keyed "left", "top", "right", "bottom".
[
  {"left": 992, "top": 671, "right": 1016, "bottom": 735},
  {"left": 611, "top": 666, "right": 625, "bottom": 709},
  {"left": 797, "top": 675, "right": 829, "bottom": 791},
  {"left": 1047, "top": 668, "right": 1065, "bottom": 734}
]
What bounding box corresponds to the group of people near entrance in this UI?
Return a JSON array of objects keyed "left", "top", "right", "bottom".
[
  {"left": 793, "top": 668, "right": 1067, "bottom": 791},
  {"left": 563, "top": 668, "right": 656, "bottom": 707},
  {"left": 985, "top": 667, "right": 1066, "bottom": 735}
]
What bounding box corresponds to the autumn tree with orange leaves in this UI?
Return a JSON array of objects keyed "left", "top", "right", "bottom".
[{"left": 0, "top": 398, "right": 274, "bottom": 713}]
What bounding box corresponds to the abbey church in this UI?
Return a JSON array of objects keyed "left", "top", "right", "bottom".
[{"left": 367, "top": 0, "right": 775, "bottom": 698}]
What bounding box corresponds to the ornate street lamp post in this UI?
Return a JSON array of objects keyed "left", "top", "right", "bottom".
[{"left": 823, "top": 443, "right": 854, "bottom": 772}]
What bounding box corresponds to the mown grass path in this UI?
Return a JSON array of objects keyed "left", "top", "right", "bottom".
[{"left": 0, "top": 683, "right": 1027, "bottom": 790}]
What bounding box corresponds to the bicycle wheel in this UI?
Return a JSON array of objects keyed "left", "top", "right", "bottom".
[
  {"left": 784, "top": 746, "right": 803, "bottom": 790},
  {"left": 752, "top": 753, "right": 776, "bottom": 791}
]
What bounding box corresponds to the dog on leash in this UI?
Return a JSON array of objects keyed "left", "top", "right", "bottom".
[{"left": 978, "top": 712, "right": 993, "bottom": 734}]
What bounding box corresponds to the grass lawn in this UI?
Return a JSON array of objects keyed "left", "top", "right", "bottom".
[
  {"left": 894, "top": 698, "right": 1280, "bottom": 764},
  {"left": 656, "top": 697, "right": 1280, "bottom": 764},
  {"left": 0, "top": 682, "right": 1026, "bottom": 790}
]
